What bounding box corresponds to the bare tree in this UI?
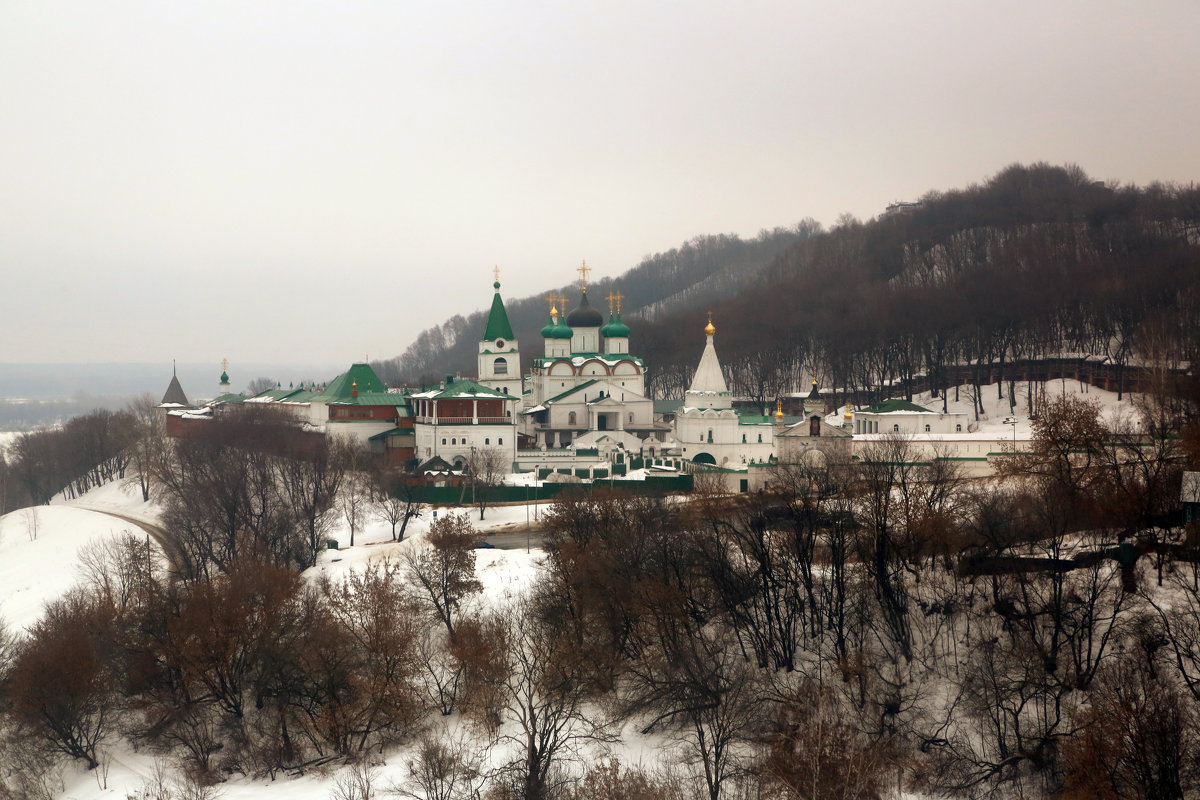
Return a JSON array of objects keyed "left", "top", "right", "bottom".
[
  {"left": 404, "top": 513, "right": 483, "bottom": 637},
  {"left": 337, "top": 444, "right": 372, "bottom": 548},
  {"left": 376, "top": 471, "right": 424, "bottom": 542},
  {"left": 462, "top": 447, "right": 508, "bottom": 521},
  {"left": 472, "top": 592, "right": 614, "bottom": 800},
  {"left": 245, "top": 377, "right": 277, "bottom": 395},
  {"left": 126, "top": 392, "right": 166, "bottom": 502}
]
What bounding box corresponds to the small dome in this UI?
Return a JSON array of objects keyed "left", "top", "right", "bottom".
[
  {"left": 219, "top": 370, "right": 229, "bottom": 384},
  {"left": 601, "top": 313, "right": 630, "bottom": 338},
  {"left": 542, "top": 313, "right": 572, "bottom": 339},
  {"left": 704, "top": 312, "right": 716, "bottom": 337},
  {"left": 566, "top": 291, "right": 603, "bottom": 328}
]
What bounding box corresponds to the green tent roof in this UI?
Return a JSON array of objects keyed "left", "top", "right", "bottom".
[
  {"left": 482, "top": 282, "right": 515, "bottom": 342},
  {"left": 316, "top": 363, "right": 389, "bottom": 402}
]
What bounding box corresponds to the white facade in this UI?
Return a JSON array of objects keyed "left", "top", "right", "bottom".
[{"left": 673, "top": 319, "right": 779, "bottom": 467}]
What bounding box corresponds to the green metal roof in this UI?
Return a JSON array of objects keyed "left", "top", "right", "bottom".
[
  {"left": 411, "top": 376, "right": 517, "bottom": 400},
  {"left": 864, "top": 398, "right": 933, "bottom": 414},
  {"left": 210, "top": 392, "right": 246, "bottom": 405},
  {"left": 532, "top": 353, "right": 644, "bottom": 367},
  {"left": 316, "top": 363, "right": 389, "bottom": 402},
  {"left": 327, "top": 391, "right": 411, "bottom": 410},
  {"left": 545, "top": 379, "right": 600, "bottom": 404},
  {"left": 482, "top": 283, "right": 515, "bottom": 342}
]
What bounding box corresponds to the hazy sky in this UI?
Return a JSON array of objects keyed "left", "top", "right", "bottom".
[{"left": 2, "top": 1, "right": 1198, "bottom": 369}]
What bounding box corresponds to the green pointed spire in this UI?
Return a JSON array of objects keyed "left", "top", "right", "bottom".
[{"left": 482, "top": 275, "right": 515, "bottom": 342}]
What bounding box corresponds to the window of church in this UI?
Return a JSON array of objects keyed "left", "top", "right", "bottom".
[
  {"left": 441, "top": 438, "right": 447, "bottom": 445},
  {"left": 452, "top": 438, "right": 457, "bottom": 444},
  {"left": 893, "top": 424, "right": 899, "bottom": 432},
  {"left": 498, "top": 438, "right": 503, "bottom": 445},
  {"left": 742, "top": 434, "right": 746, "bottom": 443},
  {"left": 485, "top": 438, "right": 490, "bottom": 445},
  {"left": 758, "top": 434, "right": 762, "bottom": 443},
  {"left": 925, "top": 424, "right": 931, "bottom": 432},
  {"left": 956, "top": 424, "right": 962, "bottom": 432},
  {"left": 494, "top": 357, "right": 508, "bottom": 375}
]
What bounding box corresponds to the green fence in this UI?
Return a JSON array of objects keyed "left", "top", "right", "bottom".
[{"left": 404, "top": 474, "right": 693, "bottom": 506}]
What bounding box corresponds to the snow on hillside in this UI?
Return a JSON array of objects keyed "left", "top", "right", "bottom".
[
  {"left": 838, "top": 379, "right": 1143, "bottom": 442},
  {"left": 0, "top": 505, "right": 148, "bottom": 631}
]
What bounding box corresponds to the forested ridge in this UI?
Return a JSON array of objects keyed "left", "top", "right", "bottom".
[{"left": 381, "top": 164, "right": 1200, "bottom": 406}]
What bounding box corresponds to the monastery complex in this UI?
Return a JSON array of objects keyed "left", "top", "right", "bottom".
[{"left": 161, "top": 266, "right": 1026, "bottom": 488}]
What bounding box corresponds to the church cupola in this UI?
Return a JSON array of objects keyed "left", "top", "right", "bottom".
[
  {"left": 567, "top": 261, "right": 602, "bottom": 353},
  {"left": 477, "top": 268, "right": 520, "bottom": 395},
  {"left": 542, "top": 293, "right": 572, "bottom": 358},
  {"left": 601, "top": 290, "right": 631, "bottom": 355},
  {"left": 218, "top": 358, "right": 231, "bottom": 395}
]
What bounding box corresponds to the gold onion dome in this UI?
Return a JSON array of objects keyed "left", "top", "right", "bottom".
[
  {"left": 775, "top": 400, "right": 785, "bottom": 419},
  {"left": 844, "top": 407, "right": 853, "bottom": 419},
  {"left": 704, "top": 312, "right": 716, "bottom": 337}
]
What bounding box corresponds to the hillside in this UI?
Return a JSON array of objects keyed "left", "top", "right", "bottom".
[
  {"left": 377, "top": 164, "right": 1200, "bottom": 408},
  {"left": 373, "top": 225, "right": 817, "bottom": 386}
]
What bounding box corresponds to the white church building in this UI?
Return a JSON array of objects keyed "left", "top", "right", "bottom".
[{"left": 673, "top": 316, "right": 782, "bottom": 467}]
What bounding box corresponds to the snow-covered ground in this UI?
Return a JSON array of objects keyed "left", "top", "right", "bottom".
[
  {"left": 0, "top": 505, "right": 150, "bottom": 632},
  {"left": 842, "top": 379, "right": 1142, "bottom": 443},
  {"left": 0, "top": 473, "right": 557, "bottom": 800}
]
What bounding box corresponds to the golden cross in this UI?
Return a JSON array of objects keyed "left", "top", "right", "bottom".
[
  {"left": 607, "top": 291, "right": 624, "bottom": 314},
  {"left": 221, "top": 358, "right": 229, "bottom": 372},
  {"left": 493, "top": 266, "right": 500, "bottom": 284},
  {"left": 546, "top": 293, "right": 558, "bottom": 315},
  {"left": 578, "top": 260, "right": 590, "bottom": 292}
]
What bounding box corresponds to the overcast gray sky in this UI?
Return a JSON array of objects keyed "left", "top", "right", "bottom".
[{"left": 2, "top": 0, "right": 1198, "bottom": 367}]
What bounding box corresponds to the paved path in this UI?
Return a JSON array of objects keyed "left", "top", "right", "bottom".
[
  {"left": 77, "top": 507, "right": 184, "bottom": 574},
  {"left": 480, "top": 530, "right": 547, "bottom": 551}
]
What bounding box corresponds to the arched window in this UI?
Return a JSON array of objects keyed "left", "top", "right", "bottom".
[
  {"left": 494, "top": 357, "right": 508, "bottom": 375},
  {"left": 451, "top": 437, "right": 457, "bottom": 445},
  {"left": 441, "top": 438, "right": 447, "bottom": 445},
  {"left": 568, "top": 411, "right": 577, "bottom": 425},
  {"left": 498, "top": 438, "right": 503, "bottom": 445},
  {"left": 924, "top": 424, "right": 931, "bottom": 432},
  {"left": 485, "top": 438, "right": 490, "bottom": 445},
  {"left": 742, "top": 434, "right": 746, "bottom": 443},
  {"left": 757, "top": 433, "right": 762, "bottom": 443},
  {"left": 893, "top": 424, "right": 899, "bottom": 432},
  {"left": 956, "top": 424, "right": 962, "bottom": 432}
]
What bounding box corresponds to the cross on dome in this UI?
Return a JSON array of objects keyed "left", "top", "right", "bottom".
[
  {"left": 578, "top": 260, "right": 591, "bottom": 292},
  {"left": 607, "top": 291, "right": 624, "bottom": 314}
]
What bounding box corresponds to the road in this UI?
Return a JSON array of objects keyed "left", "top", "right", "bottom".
[
  {"left": 78, "top": 507, "right": 186, "bottom": 574},
  {"left": 479, "top": 529, "right": 548, "bottom": 551}
]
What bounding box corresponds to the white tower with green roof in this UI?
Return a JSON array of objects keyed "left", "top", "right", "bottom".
[{"left": 477, "top": 269, "right": 520, "bottom": 397}]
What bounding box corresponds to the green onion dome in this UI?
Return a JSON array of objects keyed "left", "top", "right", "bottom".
[{"left": 600, "top": 312, "right": 630, "bottom": 338}]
